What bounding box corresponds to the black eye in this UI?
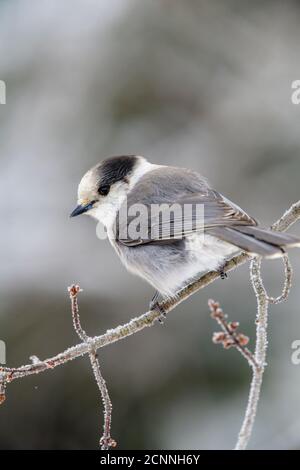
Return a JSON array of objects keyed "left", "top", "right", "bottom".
[{"left": 98, "top": 185, "right": 110, "bottom": 196}]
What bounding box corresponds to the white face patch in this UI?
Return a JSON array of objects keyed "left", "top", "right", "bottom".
[
  {"left": 87, "top": 180, "right": 129, "bottom": 229},
  {"left": 77, "top": 169, "right": 98, "bottom": 204}
]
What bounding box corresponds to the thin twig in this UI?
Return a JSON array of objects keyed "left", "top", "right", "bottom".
[
  {"left": 0, "top": 200, "right": 299, "bottom": 448},
  {"left": 68, "top": 285, "right": 116, "bottom": 450},
  {"left": 89, "top": 351, "right": 116, "bottom": 450},
  {"left": 210, "top": 252, "right": 292, "bottom": 450},
  {"left": 234, "top": 257, "right": 269, "bottom": 450},
  {"left": 265, "top": 254, "right": 292, "bottom": 305},
  {"left": 69, "top": 285, "right": 88, "bottom": 342},
  {"left": 235, "top": 252, "right": 292, "bottom": 450},
  {"left": 0, "top": 376, "right": 6, "bottom": 405},
  {"left": 208, "top": 299, "right": 258, "bottom": 370}
]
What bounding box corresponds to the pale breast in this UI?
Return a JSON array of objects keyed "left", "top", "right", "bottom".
[{"left": 111, "top": 233, "right": 239, "bottom": 298}]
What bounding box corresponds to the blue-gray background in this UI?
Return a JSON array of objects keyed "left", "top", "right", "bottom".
[{"left": 1, "top": 0, "right": 300, "bottom": 449}]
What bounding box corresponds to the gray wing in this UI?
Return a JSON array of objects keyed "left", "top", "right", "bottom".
[
  {"left": 116, "top": 166, "right": 300, "bottom": 258},
  {"left": 116, "top": 166, "right": 257, "bottom": 245}
]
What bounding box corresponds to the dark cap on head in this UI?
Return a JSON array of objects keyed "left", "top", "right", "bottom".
[{"left": 96, "top": 155, "right": 139, "bottom": 188}]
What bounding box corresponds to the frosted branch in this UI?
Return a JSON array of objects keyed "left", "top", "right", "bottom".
[
  {"left": 68, "top": 285, "right": 116, "bottom": 450},
  {"left": 235, "top": 251, "right": 292, "bottom": 450}
]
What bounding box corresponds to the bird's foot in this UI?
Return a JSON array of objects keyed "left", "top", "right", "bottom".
[
  {"left": 149, "top": 292, "right": 166, "bottom": 324},
  {"left": 218, "top": 267, "right": 228, "bottom": 280}
]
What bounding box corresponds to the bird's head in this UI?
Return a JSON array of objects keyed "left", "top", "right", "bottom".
[{"left": 70, "top": 155, "right": 148, "bottom": 227}]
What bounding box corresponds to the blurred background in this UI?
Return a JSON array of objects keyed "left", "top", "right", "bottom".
[{"left": 1, "top": 0, "right": 300, "bottom": 450}]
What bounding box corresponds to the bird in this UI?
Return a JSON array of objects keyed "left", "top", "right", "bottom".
[{"left": 70, "top": 155, "right": 300, "bottom": 313}]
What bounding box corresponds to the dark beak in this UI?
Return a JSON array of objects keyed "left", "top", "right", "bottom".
[{"left": 70, "top": 202, "right": 95, "bottom": 218}]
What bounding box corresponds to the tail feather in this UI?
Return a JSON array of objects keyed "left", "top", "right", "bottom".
[
  {"left": 236, "top": 226, "right": 300, "bottom": 248},
  {"left": 211, "top": 225, "right": 300, "bottom": 259}
]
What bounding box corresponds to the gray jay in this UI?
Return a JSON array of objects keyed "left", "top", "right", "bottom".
[{"left": 70, "top": 155, "right": 300, "bottom": 311}]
